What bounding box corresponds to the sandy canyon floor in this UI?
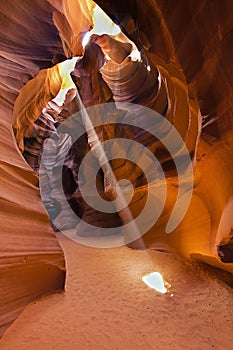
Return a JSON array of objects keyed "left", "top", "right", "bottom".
[{"left": 1, "top": 232, "right": 233, "bottom": 350}]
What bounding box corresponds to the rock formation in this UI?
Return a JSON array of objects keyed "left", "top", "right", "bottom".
[
  {"left": 0, "top": 0, "right": 232, "bottom": 338},
  {"left": 0, "top": 0, "right": 67, "bottom": 338}
]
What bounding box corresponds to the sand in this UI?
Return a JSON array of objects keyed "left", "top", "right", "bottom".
[{"left": 1, "top": 232, "right": 233, "bottom": 350}]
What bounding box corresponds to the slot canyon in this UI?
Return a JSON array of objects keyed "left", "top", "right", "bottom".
[{"left": 0, "top": 0, "right": 233, "bottom": 348}]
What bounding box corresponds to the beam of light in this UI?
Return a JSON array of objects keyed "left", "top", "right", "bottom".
[
  {"left": 142, "top": 272, "right": 171, "bottom": 294},
  {"left": 74, "top": 88, "right": 146, "bottom": 247},
  {"left": 79, "top": 5, "right": 167, "bottom": 284}
]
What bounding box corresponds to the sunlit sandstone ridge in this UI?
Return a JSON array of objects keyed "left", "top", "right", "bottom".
[{"left": 0, "top": 0, "right": 232, "bottom": 337}]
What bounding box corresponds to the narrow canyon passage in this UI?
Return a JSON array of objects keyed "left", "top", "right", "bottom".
[
  {"left": 1, "top": 0, "right": 233, "bottom": 346},
  {"left": 1, "top": 233, "right": 233, "bottom": 350}
]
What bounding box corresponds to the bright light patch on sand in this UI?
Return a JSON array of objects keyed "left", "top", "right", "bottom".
[{"left": 142, "top": 272, "right": 169, "bottom": 294}]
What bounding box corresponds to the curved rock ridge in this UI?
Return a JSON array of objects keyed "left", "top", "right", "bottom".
[
  {"left": 95, "top": 0, "right": 233, "bottom": 137},
  {"left": 85, "top": 0, "right": 233, "bottom": 268},
  {"left": 0, "top": 0, "right": 66, "bottom": 338}
]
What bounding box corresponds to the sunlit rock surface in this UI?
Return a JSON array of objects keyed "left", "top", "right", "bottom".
[
  {"left": 0, "top": 0, "right": 232, "bottom": 338},
  {"left": 95, "top": 0, "right": 233, "bottom": 266}
]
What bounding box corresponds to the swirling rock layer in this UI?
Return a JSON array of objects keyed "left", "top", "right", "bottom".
[{"left": 0, "top": 0, "right": 65, "bottom": 338}]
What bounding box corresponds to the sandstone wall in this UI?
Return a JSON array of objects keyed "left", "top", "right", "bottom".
[
  {"left": 0, "top": 0, "right": 65, "bottom": 338},
  {"left": 96, "top": 0, "right": 233, "bottom": 137}
]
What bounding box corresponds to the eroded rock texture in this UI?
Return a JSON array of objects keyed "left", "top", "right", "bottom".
[
  {"left": 96, "top": 0, "right": 233, "bottom": 136},
  {"left": 94, "top": 0, "right": 233, "bottom": 268},
  {"left": 0, "top": 0, "right": 66, "bottom": 338},
  {"left": 0, "top": 0, "right": 232, "bottom": 338}
]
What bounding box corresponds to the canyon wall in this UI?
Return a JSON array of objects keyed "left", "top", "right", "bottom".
[
  {"left": 0, "top": 0, "right": 65, "bottom": 338},
  {"left": 96, "top": 0, "right": 233, "bottom": 137}
]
